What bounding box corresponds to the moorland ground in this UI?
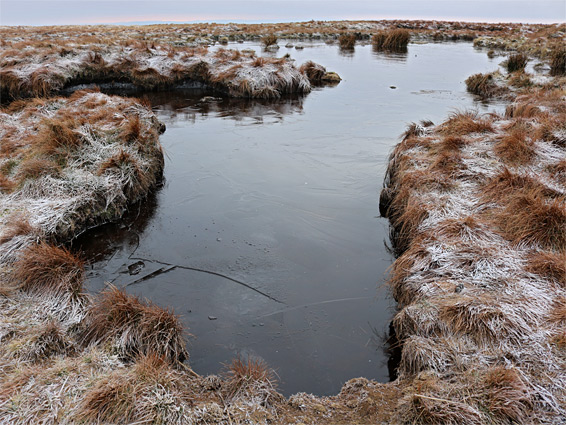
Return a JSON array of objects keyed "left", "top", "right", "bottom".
[{"left": 0, "top": 20, "right": 565, "bottom": 424}]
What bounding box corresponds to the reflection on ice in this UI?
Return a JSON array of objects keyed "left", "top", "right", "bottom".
[{"left": 143, "top": 90, "right": 305, "bottom": 125}]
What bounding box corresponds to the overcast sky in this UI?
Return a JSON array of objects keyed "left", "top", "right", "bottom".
[{"left": 1, "top": 0, "right": 564, "bottom": 26}]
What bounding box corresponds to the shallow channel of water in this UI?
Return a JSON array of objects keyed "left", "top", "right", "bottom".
[{"left": 73, "top": 41, "right": 505, "bottom": 396}]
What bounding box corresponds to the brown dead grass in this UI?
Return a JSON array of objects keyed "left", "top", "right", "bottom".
[
  {"left": 437, "top": 135, "right": 466, "bottom": 153},
  {"left": 402, "top": 123, "right": 424, "bottom": 141},
  {"left": 495, "top": 189, "right": 566, "bottom": 252},
  {"left": 439, "top": 111, "right": 494, "bottom": 135},
  {"left": 550, "top": 46, "right": 566, "bottom": 76},
  {"left": 398, "top": 378, "right": 483, "bottom": 425},
  {"left": 465, "top": 73, "right": 504, "bottom": 98},
  {"left": 399, "top": 169, "right": 455, "bottom": 193},
  {"left": 131, "top": 67, "right": 170, "bottom": 89},
  {"left": 81, "top": 285, "right": 187, "bottom": 364},
  {"left": 526, "top": 251, "right": 566, "bottom": 286},
  {"left": 484, "top": 366, "right": 533, "bottom": 423},
  {"left": 97, "top": 149, "right": 159, "bottom": 201},
  {"left": 29, "top": 68, "right": 65, "bottom": 98},
  {"left": 15, "top": 158, "right": 61, "bottom": 182},
  {"left": 0, "top": 174, "right": 15, "bottom": 193},
  {"left": 549, "top": 297, "right": 566, "bottom": 323},
  {"left": 251, "top": 56, "right": 267, "bottom": 68},
  {"left": 338, "top": 33, "right": 356, "bottom": 50},
  {"left": 388, "top": 236, "right": 432, "bottom": 306},
  {"left": 223, "top": 356, "right": 281, "bottom": 405},
  {"left": 120, "top": 116, "right": 143, "bottom": 143},
  {"left": 548, "top": 160, "right": 566, "bottom": 187},
  {"left": 504, "top": 53, "right": 528, "bottom": 73},
  {"left": 17, "top": 320, "right": 73, "bottom": 362},
  {"left": 299, "top": 61, "right": 326, "bottom": 85},
  {"left": 505, "top": 102, "right": 545, "bottom": 119},
  {"left": 261, "top": 34, "right": 278, "bottom": 48},
  {"left": 78, "top": 372, "right": 135, "bottom": 423},
  {"left": 0, "top": 214, "right": 34, "bottom": 245},
  {"left": 32, "top": 117, "right": 82, "bottom": 161},
  {"left": 534, "top": 117, "right": 566, "bottom": 148},
  {"left": 78, "top": 351, "right": 191, "bottom": 423},
  {"left": 12, "top": 243, "right": 85, "bottom": 299},
  {"left": 429, "top": 150, "right": 464, "bottom": 177},
  {"left": 439, "top": 295, "right": 510, "bottom": 344},
  {"left": 482, "top": 168, "right": 561, "bottom": 203},
  {"left": 493, "top": 124, "right": 535, "bottom": 165},
  {"left": 433, "top": 216, "right": 483, "bottom": 241},
  {"left": 389, "top": 196, "right": 430, "bottom": 256},
  {"left": 372, "top": 29, "right": 410, "bottom": 52},
  {"left": 508, "top": 72, "right": 532, "bottom": 89}
]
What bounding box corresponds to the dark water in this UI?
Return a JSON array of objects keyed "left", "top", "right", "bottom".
[{"left": 73, "top": 41, "right": 504, "bottom": 396}]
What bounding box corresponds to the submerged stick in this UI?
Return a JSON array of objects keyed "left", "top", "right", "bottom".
[{"left": 127, "top": 257, "right": 285, "bottom": 304}]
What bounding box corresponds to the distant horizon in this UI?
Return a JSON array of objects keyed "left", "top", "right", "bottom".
[
  {"left": 4, "top": 17, "right": 564, "bottom": 28},
  {"left": 2, "top": 1, "right": 564, "bottom": 27}
]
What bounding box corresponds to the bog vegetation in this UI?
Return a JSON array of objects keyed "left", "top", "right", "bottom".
[
  {"left": 372, "top": 29, "right": 411, "bottom": 52},
  {"left": 0, "top": 19, "right": 565, "bottom": 425}
]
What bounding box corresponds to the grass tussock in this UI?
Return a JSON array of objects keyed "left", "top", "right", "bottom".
[
  {"left": 439, "top": 295, "right": 520, "bottom": 345},
  {"left": 505, "top": 102, "right": 544, "bottom": 119},
  {"left": 493, "top": 125, "right": 535, "bottom": 165},
  {"left": 437, "top": 135, "right": 466, "bottom": 153},
  {"left": 98, "top": 149, "right": 157, "bottom": 200},
  {"left": 252, "top": 56, "right": 267, "bottom": 68},
  {"left": 223, "top": 356, "right": 281, "bottom": 405},
  {"left": 131, "top": 67, "right": 170, "bottom": 89},
  {"left": 15, "top": 158, "right": 61, "bottom": 182},
  {"left": 338, "top": 33, "right": 356, "bottom": 50},
  {"left": 504, "top": 53, "right": 528, "bottom": 73},
  {"left": 549, "top": 45, "right": 566, "bottom": 76},
  {"left": 0, "top": 213, "right": 34, "bottom": 245},
  {"left": 398, "top": 384, "right": 483, "bottom": 425},
  {"left": 389, "top": 196, "right": 430, "bottom": 255},
  {"left": 15, "top": 320, "right": 74, "bottom": 362},
  {"left": 79, "top": 372, "right": 136, "bottom": 423},
  {"left": 299, "top": 61, "right": 326, "bottom": 85},
  {"left": 495, "top": 190, "right": 566, "bottom": 252},
  {"left": 387, "top": 237, "right": 433, "bottom": 306},
  {"left": 401, "top": 121, "right": 431, "bottom": 141},
  {"left": 548, "top": 159, "right": 566, "bottom": 185},
  {"left": 261, "top": 34, "right": 278, "bottom": 48},
  {"left": 482, "top": 168, "right": 560, "bottom": 202},
  {"left": 372, "top": 29, "right": 410, "bottom": 52},
  {"left": 12, "top": 243, "right": 85, "bottom": 299},
  {"left": 430, "top": 151, "right": 464, "bottom": 177},
  {"left": 465, "top": 72, "right": 506, "bottom": 98},
  {"left": 81, "top": 285, "right": 188, "bottom": 363},
  {"left": 484, "top": 366, "right": 533, "bottom": 423},
  {"left": 439, "top": 111, "right": 494, "bottom": 135},
  {"left": 400, "top": 169, "right": 455, "bottom": 193},
  {"left": 399, "top": 336, "right": 449, "bottom": 375},
  {"left": 526, "top": 251, "right": 566, "bottom": 286},
  {"left": 0, "top": 174, "right": 15, "bottom": 193},
  {"left": 549, "top": 297, "right": 566, "bottom": 323},
  {"left": 78, "top": 352, "right": 190, "bottom": 424},
  {"left": 508, "top": 72, "right": 532, "bottom": 88},
  {"left": 32, "top": 117, "right": 82, "bottom": 160},
  {"left": 120, "top": 116, "right": 143, "bottom": 143}
]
